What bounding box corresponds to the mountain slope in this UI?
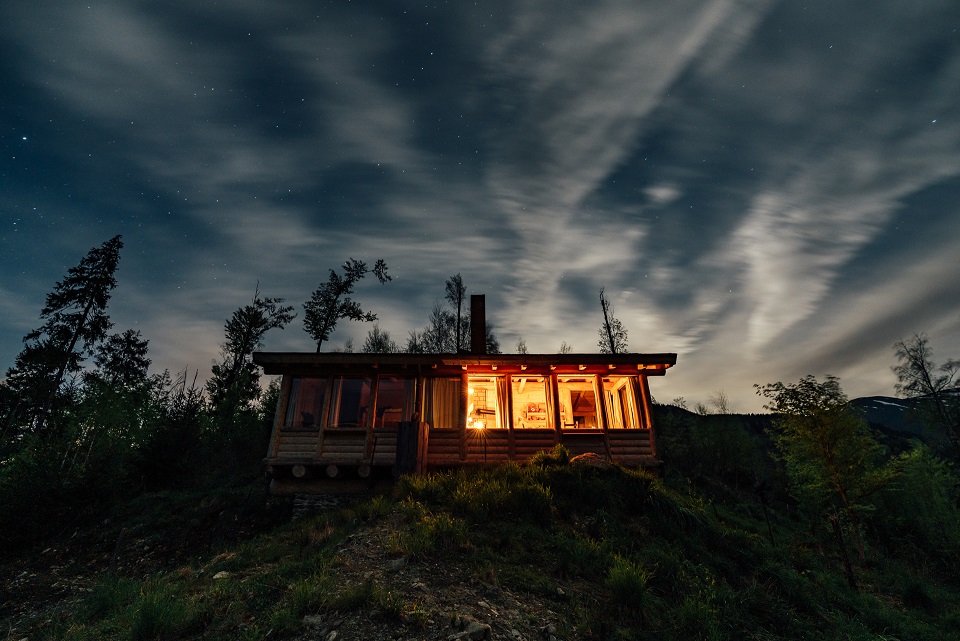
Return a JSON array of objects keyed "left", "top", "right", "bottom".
[{"left": 851, "top": 395, "right": 928, "bottom": 436}]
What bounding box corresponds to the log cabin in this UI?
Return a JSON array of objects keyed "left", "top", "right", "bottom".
[{"left": 253, "top": 296, "right": 677, "bottom": 494}]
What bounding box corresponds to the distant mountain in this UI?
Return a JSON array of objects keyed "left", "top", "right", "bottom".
[
  {"left": 656, "top": 395, "right": 931, "bottom": 443},
  {"left": 850, "top": 395, "right": 927, "bottom": 437}
]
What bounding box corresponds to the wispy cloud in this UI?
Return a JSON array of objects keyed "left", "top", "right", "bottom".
[
  {"left": 479, "top": 1, "right": 773, "bottom": 336},
  {"left": 3, "top": 1, "right": 960, "bottom": 410}
]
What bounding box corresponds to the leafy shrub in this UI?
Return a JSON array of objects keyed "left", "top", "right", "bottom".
[
  {"left": 659, "top": 412, "right": 769, "bottom": 487},
  {"left": 872, "top": 443, "right": 960, "bottom": 565}
]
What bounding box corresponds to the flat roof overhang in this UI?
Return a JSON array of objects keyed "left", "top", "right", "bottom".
[{"left": 253, "top": 351, "right": 677, "bottom": 376}]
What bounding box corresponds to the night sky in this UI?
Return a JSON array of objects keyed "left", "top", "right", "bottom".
[{"left": 3, "top": 1, "right": 960, "bottom": 412}]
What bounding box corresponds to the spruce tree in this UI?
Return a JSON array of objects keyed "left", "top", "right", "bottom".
[{"left": 3, "top": 235, "right": 123, "bottom": 435}]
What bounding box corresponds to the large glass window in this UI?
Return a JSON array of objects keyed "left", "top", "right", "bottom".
[
  {"left": 375, "top": 377, "right": 417, "bottom": 428},
  {"left": 328, "top": 377, "right": 372, "bottom": 427},
  {"left": 511, "top": 376, "right": 549, "bottom": 429},
  {"left": 557, "top": 377, "right": 600, "bottom": 429},
  {"left": 423, "top": 378, "right": 461, "bottom": 429},
  {"left": 467, "top": 376, "right": 505, "bottom": 429},
  {"left": 603, "top": 376, "right": 640, "bottom": 429},
  {"left": 283, "top": 377, "right": 328, "bottom": 429}
]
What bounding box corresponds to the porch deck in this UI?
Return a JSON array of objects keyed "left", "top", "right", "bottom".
[{"left": 266, "top": 424, "right": 657, "bottom": 475}]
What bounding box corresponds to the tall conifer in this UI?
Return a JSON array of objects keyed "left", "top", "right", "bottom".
[{"left": 3, "top": 235, "right": 123, "bottom": 435}]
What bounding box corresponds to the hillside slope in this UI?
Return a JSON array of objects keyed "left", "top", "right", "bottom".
[{"left": 3, "top": 448, "right": 957, "bottom": 641}]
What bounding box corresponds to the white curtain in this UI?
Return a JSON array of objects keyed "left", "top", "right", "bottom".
[{"left": 425, "top": 378, "right": 460, "bottom": 429}]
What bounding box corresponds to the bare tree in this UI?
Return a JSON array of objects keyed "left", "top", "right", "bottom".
[
  {"left": 709, "top": 390, "right": 731, "bottom": 414},
  {"left": 330, "top": 338, "right": 355, "bottom": 353},
  {"left": 423, "top": 302, "right": 456, "bottom": 353},
  {"left": 411, "top": 275, "right": 499, "bottom": 354},
  {"left": 558, "top": 341, "right": 573, "bottom": 354},
  {"left": 598, "top": 288, "right": 628, "bottom": 354},
  {"left": 516, "top": 338, "right": 529, "bottom": 354},
  {"left": 361, "top": 324, "right": 399, "bottom": 353},
  {"left": 484, "top": 320, "right": 501, "bottom": 354},
  {"left": 892, "top": 334, "right": 960, "bottom": 451},
  {"left": 445, "top": 274, "right": 467, "bottom": 352},
  {"left": 404, "top": 329, "right": 427, "bottom": 353}
]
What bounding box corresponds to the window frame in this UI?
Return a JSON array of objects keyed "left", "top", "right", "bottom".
[
  {"left": 467, "top": 375, "right": 507, "bottom": 430},
  {"left": 509, "top": 375, "right": 551, "bottom": 429},
  {"left": 603, "top": 375, "right": 641, "bottom": 429},
  {"left": 372, "top": 375, "right": 418, "bottom": 429},
  {"left": 326, "top": 376, "right": 374, "bottom": 428},
  {"left": 556, "top": 375, "right": 603, "bottom": 430},
  {"left": 282, "top": 376, "right": 330, "bottom": 431}
]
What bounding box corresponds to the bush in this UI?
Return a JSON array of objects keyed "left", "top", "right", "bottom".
[
  {"left": 130, "top": 583, "right": 199, "bottom": 641},
  {"left": 394, "top": 502, "right": 470, "bottom": 557},
  {"left": 552, "top": 532, "right": 607, "bottom": 578},
  {"left": 400, "top": 466, "right": 553, "bottom": 526},
  {"left": 81, "top": 576, "right": 141, "bottom": 622},
  {"left": 529, "top": 444, "right": 571, "bottom": 467},
  {"left": 606, "top": 555, "right": 652, "bottom": 613},
  {"left": 872, "top": 443, "right": 960, "bottom": 566}
]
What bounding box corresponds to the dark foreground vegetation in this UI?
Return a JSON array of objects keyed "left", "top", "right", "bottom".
[{"left": 3, "top": 420, "right": 959, "bottom": 640}]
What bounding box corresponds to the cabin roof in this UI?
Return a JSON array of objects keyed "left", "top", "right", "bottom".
[{"left": 252, "top": 351, "right": 677, "bottom": 376}]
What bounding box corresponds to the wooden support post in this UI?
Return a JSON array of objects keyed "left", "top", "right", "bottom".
[
  {"left": 366, "top": 375, "right": 380, "bottom": 455},
  {"left": 506, "top": 375, "right": 516, "bottom": 460},
  {"left": 595, "top": 374, "right": 613, "bottom": 460},
  {"left": 315, "top": 377, "right": 333, "bottom": 459},
  {"left": 269, "top": 376, "right": 293, "bottom": 459},
  {"left": 459, "top": 372, "right": 469, "bottom": 460},
  {"left": 550, "top": 374, "right": 562, "bottom": 438},
  {"left": 638, "top": 375, "right": 657, "bottom": 458},
  {"left": 416, "top": 420, "right": 429, "bottom": 475}
]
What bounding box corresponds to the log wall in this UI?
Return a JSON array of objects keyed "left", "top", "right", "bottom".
[{"left": 275, "top": 431, "right": 320, "bottom": 460}]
